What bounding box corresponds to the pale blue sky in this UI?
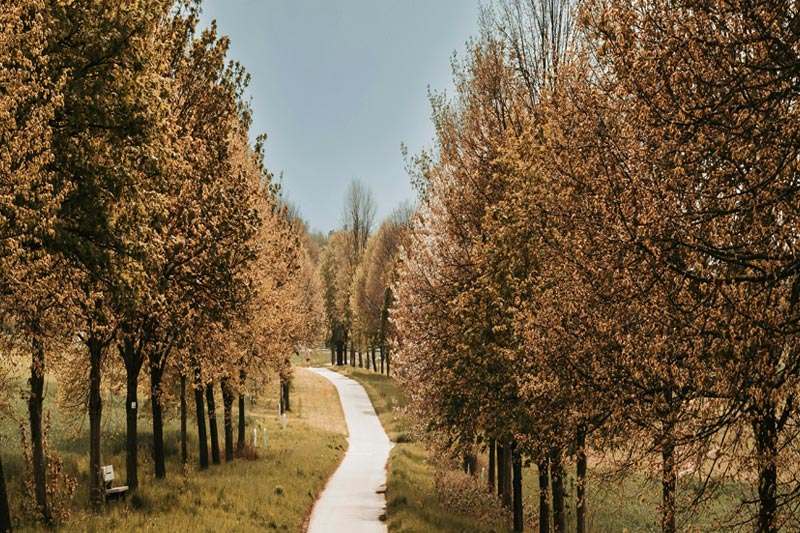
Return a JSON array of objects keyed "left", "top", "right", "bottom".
[{"left": 198, "top": 0, "right": 481, "bottom": 233}]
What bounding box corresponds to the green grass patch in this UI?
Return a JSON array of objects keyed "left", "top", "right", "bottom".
[
  {"left": 2, "top": 366, "right": 347, "bottom": 532},
  {"left": 332, "top": 365, "right": 510, "bottom": 532}
]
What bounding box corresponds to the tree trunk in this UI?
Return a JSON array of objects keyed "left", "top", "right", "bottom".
[
  {"left": 365, "top": 347, "right": 371, "bottom": 370},
  {"left": 28, "top": 341, "right": 51, "bottom": 523},
  {"left": 237, "top": 369, "right": 246, "bottom": 453},
  {"left": 124, "top": 345, "right": 140, "bottom": 490},
  {"left": 488, "top": 438, "right": 496, "bottom": 491},
  {"left": 194, "top": 369, "right": 209, "bottom": 469},
  {"left": 513, "top": 443, "right": 523, "bottom": 532},
  {"left": 336, "top": 343, "right": 344, "bottom": 366},
  {"left": 380, "top": 347, "right": 384, "bottom": 374},
  {"left": 538, "top": 457, "right": 550, "bottom": 533},
  {"left": 280, "top": 378, "right": 291, "bottom": 412},
  {"left": 330, "top": 343, "right": 335, "bottom": 366},
  {"left": 385, "top": 345, "right": 390, "bottom": 376},
  {"left": 551, "top": 448, "right": 566, "bottom": 533},
  {"left": 661, "top": 438, "right": 676, "bottom": 533},
  {"left": 88, "top": 337, "right": 103, "bottom": 512},
  {"left": 180, "top": 373, "right": 187, "bottom": 466},
  {"left": 497, "top": 442, "right": 505, "bottom": 499},
  {"left": 753, "top": 407, "right": 779, "bottom": 533},
  {"left": 221, "top": 378, "right": 234, "bottom": 462},
  {"left": 462, "top": 450, "right": 477, "bottom": 476},
  {"left": 358, "top": 349, "right": 363, "bottom": 368},
  {"left": 577, "top": 430, "right": 587, "bottom": 533},
  {"left": 0, "top": 454, "right": 11, "bottom": 532},
  {"left": 149, "top": 360, "right": 166, "bottom": 479},
  {"left": 350, "top": 342, "right": 355, "bottom": 366},
  {"left": 206, "top": 382, "right": 220, "bottom": 465},
  {"left": 501, "top": 442, "right": 512, "bottom": 508},
  {"left": 371, "top": 346, "right": 377, "bottom": 372}
]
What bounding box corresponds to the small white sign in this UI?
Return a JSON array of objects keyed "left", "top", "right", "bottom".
[{"left": 131, "top": 401, "right": 137, "bottom": 409}]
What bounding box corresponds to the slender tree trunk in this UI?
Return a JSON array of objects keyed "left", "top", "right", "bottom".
[
  {"left": 501, "top": 442, "right": 512, "bottom": 508},
  {"left": 513, "top": 443, "right": 523, "bottom": 532},
  {"left": 88, "top": 337, "right": 103, "bottom": 512},
  {"left": 180, "top": 373, "right": 187, "bottom": 466},
  {"left": 488, "top": 438, "right": 496, "bottom": 491},
  {"left": 336, "top": 343, "right": 344, "bottom": 366},
  {"left": 538, "top": 457, "right": 550, "bottom": 533},
  {"left": 380, "top": 347, "right": 384, "bottom": 374},
  {"left": 350, "top": 342, "right": 355, "bottom": 366},
  {"left": 358, "top": 349, "right": 363, "bottom": 368},
  {"left": 28, "top": 340, "right": 51, "bottom": 523},
  {"left": 330, "top": 343, "right": 335, "bottom": 366},
  {"left": 206, "top": 382, "right": 220, "bottom": 465},
  {"left": 577, "top": 429, "right": 587, "bottom": 533},
  {"left": 150, "top": 360, "right": 166, "bottom": 479},
  {"left": 662, "top": 438, "right": 676, "bottom": 533},
  {"left": 753, "top": 407, "right": 779, "bottom": 533},
  {"left": 124, "top": 339, "right": 140, "bottom": 489},
  {"left": 194, "top": 368, "right": 209, "bottom": 469},
  {"left": 237, "top": 369, "right": 246, "bottom": 453},
  {"left": 365, "top": 347, "right": 370, "bottom": 370},
  {"left": 372, "top": 346, "right": 377, "bottom": 371},
  {"left": 280, "top": 377, "right": 291, "bottom": 412},
  {"left": 0, "top": 454, "right": 11, "bottom": 532},
  {"left": 497, "top": 442, "right": 505, "bottom": 499},
  {"left": 385, "top": 345, "right": 390, "bottom": 376},
  {"left": 221, "top": 378, "right": 234, "bottom": 462},
  {"left": 551, "top": 448, "right": 566, "bottom": 533}
]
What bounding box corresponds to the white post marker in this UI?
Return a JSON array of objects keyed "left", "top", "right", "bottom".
[
  {"left": 281, "top": 413, "right": 287, "bottom": 430},
  {"left": 481, "top": 467, "right": 486, "bottom": 484},
  {"left": 263, "top": 427, "right": 267, "bottom": 447},
  {"left": 253, "top": 427, "right": 258, "bottom": 447}
]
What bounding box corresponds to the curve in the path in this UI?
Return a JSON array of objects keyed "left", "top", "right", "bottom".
[{"left": 307, "top": 368, "right": 394, "bottom": 533}]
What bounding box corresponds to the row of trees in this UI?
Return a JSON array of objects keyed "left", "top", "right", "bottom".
[
  {"left": 393, "top": 1, "right": 800, "bottom": 532},
  {"left": 0, "top": 1, "right": 322, "bottom": 528},
  {"left": 319, "top": 180, "right": 410, "bottom": 373}
]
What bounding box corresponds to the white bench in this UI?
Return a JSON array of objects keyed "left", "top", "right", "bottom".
[{"left": 101, "top": 465, "right": 128, "bottom": 502}]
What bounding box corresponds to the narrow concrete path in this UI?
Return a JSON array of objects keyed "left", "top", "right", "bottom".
[{"left": 307, "top": 368, "right": 393, "bottom": 533}]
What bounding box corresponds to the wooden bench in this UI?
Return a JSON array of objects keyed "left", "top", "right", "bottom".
[{"left": 101, "top": 465, "right": 128, "bottom": 502}]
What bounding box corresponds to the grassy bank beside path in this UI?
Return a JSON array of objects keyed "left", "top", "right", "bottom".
[
  {"left": 5, "top": 367, "right": 346, "bottom": 532},
  {"left": 331, "top": 366, "right": 511, "bottom": 533}
]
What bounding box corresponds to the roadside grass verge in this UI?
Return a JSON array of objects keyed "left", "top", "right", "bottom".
[
  {"left": 331, "top": 366, "right": 511, "bottom": 532},
  {"left": 3, "top": 366, "right": 346, "bottom": 532}
]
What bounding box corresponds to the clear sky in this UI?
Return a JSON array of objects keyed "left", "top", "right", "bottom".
[{"left": 198, "top": 0, "right": 481, "bottom": 234}]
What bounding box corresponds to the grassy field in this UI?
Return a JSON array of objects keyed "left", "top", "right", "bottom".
[
  {"left": 2, "top": 366, "right": 347, "bottom": 532},
  {"left": 331, "top": 364, "right": 748, "bottom": 533}
]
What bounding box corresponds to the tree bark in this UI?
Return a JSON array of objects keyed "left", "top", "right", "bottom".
[
  {"left": 662, "top": 439, "right": 676, "bottom": 533},
  {"left": 194, "top": 369, "right": 209, "bottom": 469},
  {"left": 88, "top": 337, "right": 103, "bottom": 512},
  {"left": 488, "top": 438, "right": 496, "bottom": 491},
  {"left": 497, "top": 442, "right": 505, "bottom": 499},
  {"left": 336, "top": 343, "right": 344, "bottom": 366},
  {"left": 538, "top": 457, "right": 550, "bottom": 533},
  {"left": 372, "top": 346, "right": 377, "bottom": 372},
  {"left": 28, "top": 340, "right": 51, "bottom": 523},
  {"left": 206, "top": 382, "right": 220, "bottom": 465},
  {"left": 551, "top": 448, "right": 566, "bottom": 533},
  {"left": 237, "top": 369, "right": 246, "bottom": 453},
  {"left": 221, "top": 378, "right": 235, "bottom": 462},
  {"left": 753, "top": 406, "right": 779, "bottom": 533},
  {"left": 280, "top": 378, "right": 291, "bottom": 412},
  {"left": 385, "top": 345, "right": 390, "bottom": 376},
  {"left": 513, "top": 443, "right": 523, "bottom": 532},
  {"left": 380, "top": 347, "right": 384, "bottom": 374},
  {"left": 501, "top": 442, "right": 512, "bottom": 508},
  {"left": 150, "top": 359, "right": 166, "bottom": 479},
  {"left": 365, "top": 347, "right": 371, "bottom": 370},
  {"left": 0, "top": 454, "right": 11, "bottom": 532},
  {"left": 123, "top": 336, "right": 140, "bottom": 490},
  {"left": 350, "top": 342, "right": 355, "bottom": 366},
  {"left": 577, "top": 430, "right": 587, "bottom": 533},
  {"left": 180, "top": 373, "right": 187, "bottom": 466}
]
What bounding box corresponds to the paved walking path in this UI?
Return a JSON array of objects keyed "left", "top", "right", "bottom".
[{"left": 307, "top": 368, "right": 393, "bottom": 533}]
